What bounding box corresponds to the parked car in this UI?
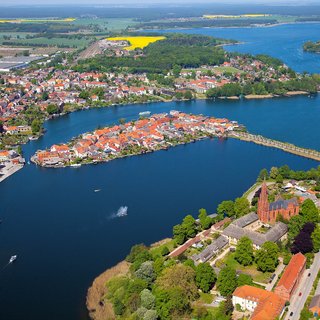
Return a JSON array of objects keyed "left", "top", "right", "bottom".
[
  {"left": 308, "top": 273, "right": 311, "bottom": 277},
  {"left": 290, "top": 312, "right": 293, "bottom": 316},
  {"left": 299, "top": 292, "right": 302, "bottom": 296}
]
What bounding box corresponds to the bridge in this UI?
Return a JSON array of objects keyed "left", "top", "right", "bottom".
[{"left": 230, "top": 131, "right": 320, "bottom": 162}]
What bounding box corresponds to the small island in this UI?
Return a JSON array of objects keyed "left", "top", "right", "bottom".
[
  {"left": 31, "top": 111, "right": 242, "bottom": 167},
  {"left": 303, "top": 40, "right": 320, "bottom": 53}
]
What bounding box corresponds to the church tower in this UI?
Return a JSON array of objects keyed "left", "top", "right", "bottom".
[{"left": 257, "top": 181, "right": 269, "bottom": 223}]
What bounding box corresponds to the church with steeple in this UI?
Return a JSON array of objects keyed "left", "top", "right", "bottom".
[{"left": 257, "top": 181, "right": 300, "bottom": 224}]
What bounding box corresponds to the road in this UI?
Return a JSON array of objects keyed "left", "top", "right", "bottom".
[
  {"left": 285, "top": 252, "right": 320, "bottom": 320},
  {"left": 245, "top": 181, "right": 274, "bottom": 203},
  {"left": 265, "top": 258, "right": 285, "bottom": 291}
]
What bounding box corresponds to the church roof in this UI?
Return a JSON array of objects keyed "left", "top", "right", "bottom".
[{"left": 269, "top": 197, "right": 299, "bottom": 211}]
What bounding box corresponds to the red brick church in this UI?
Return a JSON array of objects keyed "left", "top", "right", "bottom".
[{"left": 257, "top": 182, "right": 300, "bottom": 224}]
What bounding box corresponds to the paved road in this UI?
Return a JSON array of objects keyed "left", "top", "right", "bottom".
[
  {"left": 265, "top": 258, "right": 285, "bottom": 291},
  {"left": 245, "top": 181, "right": 275, "bottom": 203},
  {"left": 285, "top": 252, "right": 320, "bottom": 320}
]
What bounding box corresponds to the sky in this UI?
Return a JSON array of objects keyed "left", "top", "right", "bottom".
[{"left": 0, "top": 0, "right": 317, "bottom": 5}]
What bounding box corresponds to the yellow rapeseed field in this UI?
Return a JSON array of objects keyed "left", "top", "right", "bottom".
[
  {"left": 107, "top": 36, "right": 166, "bottom": 50},
  {"left": 0, "top": 18, "right": 76, "bottom": 23}
]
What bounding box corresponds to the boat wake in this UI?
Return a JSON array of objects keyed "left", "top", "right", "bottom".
[{"left": 109, "top": 206, "right": 128, "bottom": 219}]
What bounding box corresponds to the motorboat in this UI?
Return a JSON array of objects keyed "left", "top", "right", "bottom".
[
  {"left": 139, "top": 111, "right": 151, "bottom": 117},
  {"left": 9, "top": 255, "right": 17, "bottom": 264},
  {"left": 70, "top": 163, "right": 81, "bottom": 168},
  {"left": 94, "top": 189, "right": 101, "bottom": 192}
]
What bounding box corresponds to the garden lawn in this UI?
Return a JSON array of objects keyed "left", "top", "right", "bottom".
[{"left": 223, "top": 253, "right": 272, "bottom": 284}]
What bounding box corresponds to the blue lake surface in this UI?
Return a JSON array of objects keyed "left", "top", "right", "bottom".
[
  {"left": 149, "top": 23, "right": 320, "bottom": 73},
  {"left": 0, "top": 23, "right": 320, "bottom": 320}
]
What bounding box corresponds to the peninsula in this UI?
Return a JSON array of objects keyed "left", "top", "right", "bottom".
[{"left": 86, "top": 166, "right": 320, "bottom": 320}]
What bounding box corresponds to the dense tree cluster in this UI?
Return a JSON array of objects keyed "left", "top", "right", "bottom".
[
  {"left": 108, "top": 242, "right": 222, "bottom": 320},
  {"left": 206, "top": 76, "right": 319, "bottom": 98},
  {"left": 75, "top": 34, "right": 227, "bottom": 74},
  {"left": 303, "top": 40, "right": 320, "bottom": 53}
]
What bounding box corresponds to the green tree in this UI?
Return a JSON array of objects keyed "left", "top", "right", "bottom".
[
  {"left": 217, "top": 266, "right": 237, "bottom": 296},
  {"left": 79, "top": 90, "right": 90, "bottom": 99},
  {"left": 301, "top": 199, "right": 319, "bottom": 224},
  {"left": 255, "top": 242, "right": 279, "bottom": 272},
  {"left": 195, "top": 263, "right": 217, "bottom": 293},
  {"left": 257, "top": 168, "right": 269, "bottom": 181},
  {"left": 312, "top": 225, "right": 320, "bottom": 252},
  {"left": 31, "top": 118, "right": 41, "bottom": 134},
  {"left": 182, "top": 215, "right": 197, "bottom": 238},
  {"left": 184, "top": 90, "right": 193, "bottom": 100},
  {"left": 237, "top": 273, "right": 253, "bottom": 287},
  {"left": 269, "top": 167, "right": 279, "bottom": 179},
  {"left": 217, "top": 200, "right": 235, "bottom": 217},
  {"left": 198, "top": 208, "right": 212, "bottom": 230},
  {"left": 173, "top": 224, "right": 186, "bottom": 245},
  {"left": 46, "top": 104, "right": 59, "bottom": 115},
  {"left": 172, "top": 64, "right": 182, "bottom": 78},
  {"left": 155, "top": 287, "right": 190, "bottom": 320},
  {"left": 140, "top": 289, "right": 156, "bottom": 309},
  {"left": 161, "top": 246, "right": 170, "bottom": 256},
  {"left": 234, "top": 197, "right": 250, "bottom": 217},
  {"left": 288, "top": 215, "right": 305, "bottom": 240},
  {"left": 41, "top": 91, "right": 49, "bottom": 101},
  {"left": 156, "top": 264, "right": 198, "bottom": 300},
  {"left": 135, "top": 261, "right": 155, "bottom": 285},
  {"left": 235, "top": 237, "right": 254, "bottom": 266},
  {"left": 144, "top": 309, "right": 158, "bottom": 320}
]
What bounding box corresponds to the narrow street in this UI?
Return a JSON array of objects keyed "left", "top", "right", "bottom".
[{"left": 285, "top": 252, "right": 320, "bottom": 320}]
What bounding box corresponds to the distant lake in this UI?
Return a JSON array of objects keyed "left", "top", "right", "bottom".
[
  {"left": 147, "top": 22, "right": 320, "bottom": 73},
  {"left": 0, "top": 23, "right": 320, "bottom": 320}
]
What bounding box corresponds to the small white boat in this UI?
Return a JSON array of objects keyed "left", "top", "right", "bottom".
[
  {"left": 70, "top": 164, "right": 81, "bottom": 168},
  {"left": 94, "top": 189, "right": 101, "bottom": 192},
  {"left": 139, "top": 111, "right": 151, "bottom": 117},
  {"left": 9, "top": 255, "right": 17, "bottom": 264}
]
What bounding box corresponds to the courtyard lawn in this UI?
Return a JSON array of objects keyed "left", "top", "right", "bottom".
[
  {"left": 223, "top": 252, "right": 272, "bottom": 284},
  {"left": 107, "top": 36, "right": 166, "bottom": 50}
]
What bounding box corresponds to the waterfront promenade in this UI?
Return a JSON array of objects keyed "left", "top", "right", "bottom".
[
  {"left": 0, "top": 163, "right": 23, "bottom": 183},
  {"left": 230, "top": 132, "right": 320, "bottom": 162}
]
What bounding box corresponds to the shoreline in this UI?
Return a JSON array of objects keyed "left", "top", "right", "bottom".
[
  {"left": 86, "top": 261, "right": 130, "bottom": 320},
  {"left": 0, "top": 164, "right": 23, "bottom": 183},
  {"left": 138, "top": 20, "right": 320, "bottom": 32},
  {"left": 86, "top": 238, "right": 171, "bottom": 320}
]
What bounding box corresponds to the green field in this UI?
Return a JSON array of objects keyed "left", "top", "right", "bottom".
[
  {"left": 1, "top": 36, "right": 92, "bottom": 48},
  {"left": 72, "top": 18, "right": 137, "bottom": 31}
]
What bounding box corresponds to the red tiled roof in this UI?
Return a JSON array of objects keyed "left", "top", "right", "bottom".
[{"left": 275, "top": 253, "right": 306, "bottom": 292}]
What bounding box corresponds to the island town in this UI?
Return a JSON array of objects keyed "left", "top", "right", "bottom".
[
  {"left": 30, "top": 111, "right": 240, "bottom": 167},
  {"left": 87, "top": 166, "right": 320, "bottom": 320}
]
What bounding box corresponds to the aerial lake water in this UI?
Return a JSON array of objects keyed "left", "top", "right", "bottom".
[{"left": 0, "top": 23, "right": 320, "bottom": 320}]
